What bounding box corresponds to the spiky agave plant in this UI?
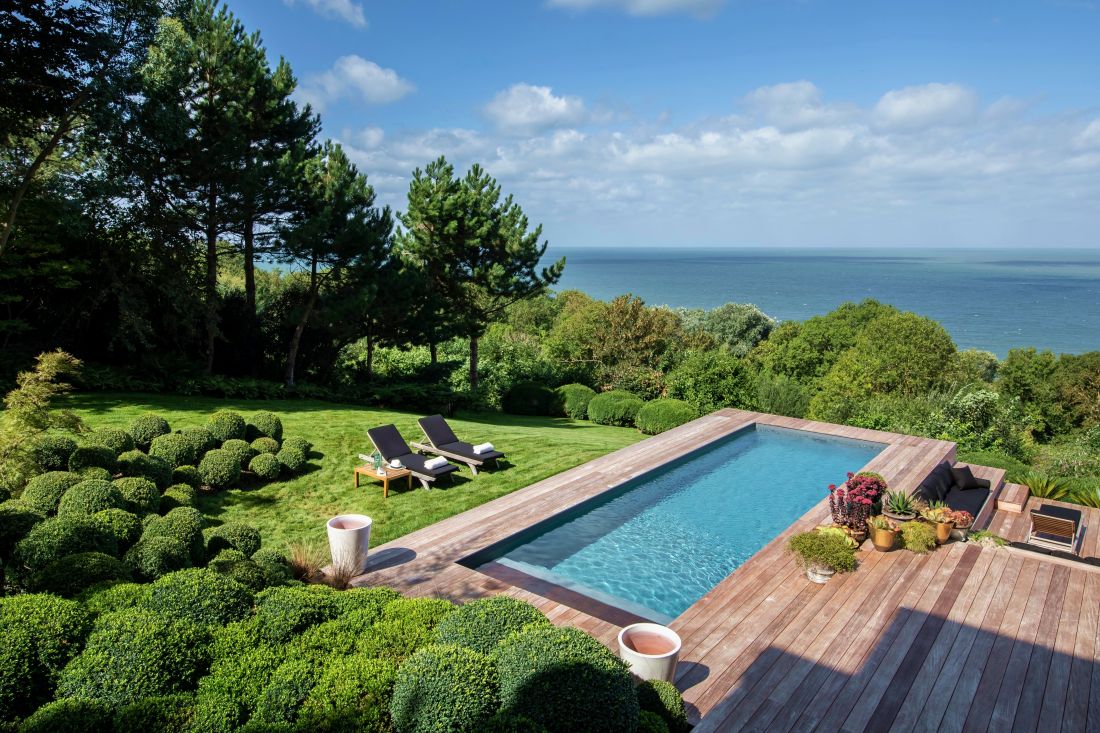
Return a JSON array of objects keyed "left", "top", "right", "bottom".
[{"left": 1019, "top": 471, "right": 1072, "bottom": 500}]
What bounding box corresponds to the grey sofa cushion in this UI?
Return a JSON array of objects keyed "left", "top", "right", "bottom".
[{"left": 944, "top": 487, "right": 989, "bottom": 517}]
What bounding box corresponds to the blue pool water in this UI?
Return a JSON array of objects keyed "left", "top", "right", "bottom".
[{"left": 480, "top": 425, "right": 884, "bottom": 622}]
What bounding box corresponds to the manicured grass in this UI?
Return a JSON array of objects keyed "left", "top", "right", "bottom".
[{"left": 61, "top": 392, "right": 645, "bottom": 550}]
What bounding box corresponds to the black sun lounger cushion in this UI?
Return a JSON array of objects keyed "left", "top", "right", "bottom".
[
  {"left": 419, "top": 415, "right": 460, "bottom": 447},
  {"left": 438, "top": 440, "right": 505, "bottom": 462},
  {"left": 367, "top": 425, "right": 411, "bottom": 462}
]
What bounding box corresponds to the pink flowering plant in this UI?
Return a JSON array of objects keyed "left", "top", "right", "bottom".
[{"left": 828, "top": 471, "right": 887, "bottom": 532}]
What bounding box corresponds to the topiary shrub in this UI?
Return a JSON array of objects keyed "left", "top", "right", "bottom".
[
  {"left": 17, "top": 698, "right": 113, "bottom": 733},
  {"left": 179, "top": 426, "right": 216, "bottom": 456},
  {"left": 207, "top": 521, "right": 262, "bottom": 557},
  {"left": 356, "top": 618, "right": 436, "bottom": 664},
  {"left": 150, "top": 433, "right": 199, "bottom": 468},
  {"left": 280, "top": 436, "right": 311, "bottom": 455},
  {"left": 193, "top": 643, "right": 286, "bottom": 731},
  {"left": 434, "top": 596, "right": 551, "bottom": 654},
  {"left": 208, "top": 549, "right": 267, "bottom": 591},
  {"left": 249, "top": 452, "right": 281, "bottom": 481},
  {"left": 113, "top": 693, "right": 196, "bottom": 733},
  {"left": 381, "top": 597, "right": 455, "bottom": 629},
  {"left": 143, "top": 507, "right": 206, "bottom": 564},
  {"left": 57, "top": 479, "right": 125, "bottom": 517},
  {"left": 112, "top": 476, "right": 160, "bottom": 515},
  {"left": 787, "top": 530, "right": 858, "bottom": 573},
  {"left": 0, "top": 500, "right": 45, "bottom": 556},
  {"left": 146, "top": 568, "right": 255, "bottom": 626},
  {"left": 31, "top": 552, "right": 131, "bottom": 597},
  {"left": 91, "top": 508, "right": 142, "bottom": 549},
  {"left": 251, "top": 436, "right": 280, "bottom": 455},
  {"left": 15, "top": 516, "right": 118, "bottom": 572},
  {"left": 125, "top": 535, "right": 192, "bottom": 581},
  {"left": 587, "top": 390, "right": 646, "bottom": 427},
  {"left": 29, "top": 435, "right": 77, "bottom": 473},
  {"left": 502, "top": 381, "right": 557, "bottom": 416},
  {"left": 299, "top": 654, "right": 397, "bottom": 733},
  {"left": 20, "top": 471, "right": 80, "bottom": 514},
  {"left": 160, "top": 484, "right": 197, "bottom": 512},
  {"left": 391, "top": 644, "right": 499, "bottom": 733},
  {"left": 247, "top": 412, "right": 284, "bottom": 442},
  {"left": 555, "top": 383, "right": 597, "bottom": 419},
  {"left": 331, "top": 586, "right": 401, "bottom": 619},
  {"left": 255, "top": 657, "right": 322, "bottom": 726},
  {"left": 635, "top": 399, "right": 698, "bottom": 435},
  {"left": 208, "top": 410, "right": 247, "bottom": 444},
  {"left": 639, "top": 710, "right": 671, "bottom": 733},
  {"left": 252, "top": 547, "right": 293, "bottom": 587},
  {"left": 67, "top": 444, "right": 117, "bottom": 474},
  {"left": 496, "top": 626, "right": 638, "bottom": 733},
  {"left": 127, "top": 414, "right": 171, "bottom": 451},
  {"left": 172, "top": 465, "right": 201, "bottom": 488},
  {"left": 481, "top": 712, "right": 551, "bottom": 732},
  {"left": 275, "top": 446, "right": 306, "bottom": 475},
  {"left": 199, "top": 449, "right": 241, "bottom": 489},
  {"left": 77, "top": 581, "right": 149, "bottom": 615},
  {"left": 636, "top": 679, "right": 689, "bottom": 733},
  {"left": 90, "top": 428, "right": 135, "bottom": 456},
  {"left": 117, "top": 450, "right": 173, "bottom": 489},
  {"left": 249, "top": 586, "right": 340, "bottom": 644},
  {"left": 56, "top": 608, "right": 212, "bottom": 706},
  {"left": 77, "top": 466, "right": 111, "bottom": 481},
  {"left": 221, "top": 438, "right": 255, "bottom": 469}
]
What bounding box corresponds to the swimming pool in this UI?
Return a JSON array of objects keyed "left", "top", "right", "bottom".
[{"left": 468, "top": 424, "right": 885, "bottom": 622}]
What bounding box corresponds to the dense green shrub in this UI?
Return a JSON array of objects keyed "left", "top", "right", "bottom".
[
  {"left": 90, "top": 428, "right": 135, "bottom": 456},
  {"left": 280, "top": 436, "right": 311, "bottom": 455},
  {"left": 125, "top": 535, "right": 192, "bottom": 581},
  {"left": 252, "top": 547, "right": 293, "bottom": 587},
  {"left": 208, "top": 549, "right": 267, "bottom": 591},
  {"left": 249, "top": 452, "right": 281, "bottom": 480},
  {"left": 146, "top": 568, "right": 255, "bottom": 626},
  {"left": 434, "top": 596, "right": 551, "bottom": 654},
  {"left": 255, "top": 657, "right": 321, "bottom": 726},
  {"left": 787, "top": 530, "right": 858, "bottom": 572},
  {"left": 67, "top": 444, "right": 117, "bottom": 474},
  {"left": 0, "top": 500, "right": 45, "bottom": 555},
  {"left": 221, "top": 438, "right": 255, "bottom": 470},
  {"left": 15, "top": 516, "right": 118, "bottom": 572},
  {"left": 113, "top": 476, "right": 160, "bottom": 515},
  {"left": 17, "top": 698, "right": 113, "bottom": 733},
  {"left": 193, "top": 643, "right": 285, "bottom": 731},
  {"left": 143, "top": 507, "right": 206, "bottom": 564},
  {"left": 127, "top": 414, "right": 171, "bottom": 450},
  {"left": 173, "top": 464, "right": 201, "bottom": 488},
  {"left": 639, "top": 710, "right": 671, "bottom": 733},
  {"left": 20, "top": 471, "right": 80, "bottom": 514},
  {"left": 57, "top": 479, "right": 125, "bottom": 517},
  {"left": 635, "top": 399, "right": 698, "bottom": 435},
  {"left": 503, "top": 381, "right": 557, "bottom": 416},
  {"left": 117, "top": 450, "right": 173, "bottom": 488},
  {"left": 77, "top": 581, "right": 149, "bottom": 615},
  {"left": 636, "top": 680, "right": 689, "bottom": 733},
  {"left": 31, "top": 552, "right": 131, "bottom": 597},
  {"left": 179, "top": 426, "right": 217, "bottom": 456},
  {"left": 331, "top": 586, "right": 401, "bottom": 619},
  {"left": 299, "top": 655, "right": 397, "bottom": 733},
  {"left": 355, "top": 618, "right": 435, "bottom": 663},
  {"left": 91, "top": 508, "right": 142, "bottom": 548},
  {"left": 77, "top": 466, "right": 111, "bottom": 481},
  {"left": 391, "top": 644, "right": 499, "bottom": 733},
  {"left": 555, "top": 383, "right": 597, "bottom": 419},
  {"left": 160, "top": 484, "right": 197, "bottom": 512},
  {"left": 208, "top": 410, "right": 247, "bottom": 443},
  {"left": 275, "top": 446, "right": 307, "bottom": 474},
  {"left": 29, "top": 435, "right": 77, "bottom": 473},
  {"left": 251, "top": 437, "right": 280, "bottom": 455},
  {"left": 481, "top": 712, "right": 550, "bottom": 732},
  {"left": 206, "top": 521, "right": 262, "bottom": 557},
  {"left": 900, "top": 521, "right": 938, "bottom": 554},
  {"left": 198, "top": 449, "right": 241, "bottom": 489},
  {"left": 587, "top": 390, "right": 646, "bottom": 426},
  {"left": 56, "top": 608, "right": 212, "bottom": 706},
  {"left": 381, "top": 597, "right": 455, "bottom": 629},
  {"left": 247, "top": 412, "right": 284, "bottom": 442},
  {"left": 0, "top": 626, "right": 42, "bottom": 720},
  {"left": 753, "top": 370, "right": 811, "bottom": 418},
  {"left": 496, "top": 626, "right": 638, "bottom": 733},
  {"left": 666, "top": 350, "right": 753, "bottom": 414},
  {"left": 252, "top": 586, "right": 340, "bottom": 644},
  {"left": 113, "top": 693, "right": 196, "bottom": 733},
  {"left": 150, "top": 432, "right": 199, "bottom": 468}
]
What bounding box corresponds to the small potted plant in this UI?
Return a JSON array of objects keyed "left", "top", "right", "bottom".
[
  {"left": 827, "top": 472, "right": 885, "bottom": 542},
  {"left": 882, "top": 490, "right": 922, "bottom": 523},
  {"left": 867, "top": 515, "right": 899, "bottom": 552},
  {"left": 787, "top": 529, "right": 858, "bottom": 584},
  {"left": 921, "top": 501, "right": 955, "bottom": 545},
  {"left": 947, "top": 509, "right": 974, "bottom": 541}
]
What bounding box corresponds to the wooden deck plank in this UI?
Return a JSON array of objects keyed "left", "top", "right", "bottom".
[
  {"left": 1064, "top": 571, "right": 1099, "bottom": 733},
  {"left": 1035, "top": 565, "right": 1084, "bottom": 733}
]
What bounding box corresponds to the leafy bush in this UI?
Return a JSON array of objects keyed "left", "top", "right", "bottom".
[
  {"left": 636, "top": 679, "right": 689, "bottom": 733},
  {"left": 208, "top": 549, "right": 267, "bottom": 591},
  {"left": 150, "top": 433, "right": 199, "bottom": 468},
  {"left": 56, "top": 608, "right": 212, "bottom": 706},
  {"left": 249, "top": 452, "right": 281, "bottom": 480},
  {"left": 381, "top": 597, "right": 455, "bottom": 629},
  {"left": 753, "top": 370, "right": 811, "bottom": 418},
  {"left": 192, "top": 644, "right": 285, "bottom": 731},
  {"left": 480, "top": 713, "right": 550, "bottom": 733},
  {"left": 30, "top": 435, "right": 77, "bottom": 473},
  {"left": 635, "top": 399, "right": 698, "bottom": 435},
  {"left": 179, "top": 426, "right": 217, "bottom": 456},
  {"left": 57, "top": 479, "right": 125, "bottom": 517},
  {"left": 1018, "top": 470, "right": 1072, "bottom": 500},
  {"left": 91, "top": 508, "right": 142, "bottom": 549},
  {"left": 146, "top": 568, "right": 255, "bottom": 626},
  {"left": 17, "top": 698, "right": 113, "bottom": 733},
  {"left": 787, "top": 530, "right": 858, "bottom": 572},
  {"left": 900, "top": 521, "right": 938, "bottom": 554},
  {"left": 331, "top": 586, "right": 401, "bottom": 619},
  {"left": 199, "top": 449, "right": 241, "bottom": 489},
  {"left": 124, "top": 535, "right": 192, "bottom": 581},
  {"left": 208, "top": 410, "right": 247, "bottom": 444},
  {"left": 255, "top": 657, "right": 321, "bottom": 726},
  {"left": 127, "top": 414, "right": 171, "bottom": 450},
  {"left": 666, "top": 350, "right": 753, "bottom": 414},
  {"left": 160, "top": 483, "right": 197, "bottom": 512},
  {"left": 16, "top": 516, "right": 118, "bottom": 572},
  {"left": 114, "top": 693, "right": 196, "bottom": 733},
  {"left": 0, "top": 626, "right": 42, "bottom": 719},
  {"left": 496, "top": 626, "right": 638, "bottom": 733},
  {"left": 281, "top": 436, "right": 312, "bottom": 455},
  {"left": 67, "top": 444, "right": 117, "bottom": 474},
  {"left": 555, "top": 383, "right": 597, "bottom": 419},
  {"left": 113, "top": 476, "right": 160, "bottom": 515},
  {"left": 434, "top": 596, "right": 551, "bottom": 654},
  {"left": 588, "top": 390, "right": 646, "bottom": 427},
  {"left": 221, "top": 438, "right": 255, "bottom": 469},
  {"left": 502, "top": 381, "right": 558, "bottom": 416},
  {"left": 20, "top": 471, "right": 80, "bottom": 514},
  {"left": 299, "top": 654, "right": 397, "bottom": 733},
  {"left": 0, "top": 500, "right": 45, "bottom": 555},
  {"left": 352, "top": 618, "right": 435, "bottom": 664},
  {"left": 144, "top": 507, "right": 206, "bottom": 564},
  {"left": 248, "top": 412, "right": 284, "bottom": 442},
  {"left": 207, "top": 521, "right": 262, "bottom": 557},
  {"left": 391, "top": 644, "right": 499, "bottom": 733},
  {"left": 252, "top": 548, "right": 293, "bottom": 587},
  {"left": 173, "top": 464, "right": 201, "bottom": 488},
  {"left": 31, "top": 552, "right": 131, "bottom": 597},
  {"left": 90, "top": 428, "right": 135, "bottom": 456},
  {"left": 639, "top": 710, "right": 671, "bottom": 733},
  {"left": 252, "top": 586, "right": 340, "bottom": 644},
  {"left": 77, "top": 581, "right": 149, "bottom": 615},
  {"left": 117, "top": 450, "right": 173, "bottom": 488},
  {"left": 251, "top": 437, "right": 280, "bottom": 455},
  {"left": 275, "top": 445, "right": 307, "bottom": 474}
]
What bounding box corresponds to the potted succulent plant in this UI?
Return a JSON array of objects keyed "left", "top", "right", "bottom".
[
  {"left": 882, "top": 490, "right": 921, "bottom": 523},
  {"left": 788, "top": 529, "right": 858, "bottom": 584},
  {"left": 947, "top": 509, "right": 974, "bottom": 541},
  {"left": 827, "top": 472, "right": 886, "bottom": 542},
  {"left": 868, "top": 515, "right": 899, "bottom": 552},
  {"left": 920, "top": 501, "right": 954, "bottom": 545}
]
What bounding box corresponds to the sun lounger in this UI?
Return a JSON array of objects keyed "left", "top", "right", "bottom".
[
  {"left": 410, "top": 414, "right": 505, "bottom": 476},
  {"left": 367, "top": 424, "right": 459, "bottom": 489},
  {"left": 1027, "top": 503, "right": 1083, "bottom": 554}
]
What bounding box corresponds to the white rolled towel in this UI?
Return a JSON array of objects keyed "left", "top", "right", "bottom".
[
  {"left": 472, "top": 442, "right": 494, "bottom": 455},
  {"left": 424, "top": 456, "right": 449, "bottom": 470}
]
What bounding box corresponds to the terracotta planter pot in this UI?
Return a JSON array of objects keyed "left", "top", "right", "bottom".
[
  {"left": 869, "top": 525, "right": 898, "bottom": 552},
  {"left": 805, "top": 564, "right": 835, "bottom": 584},
  {"left": 934, "top": 520, "right": 954, "bottom": 545},
  {"left": 618, "top": 623, "right": 682, "bottom": 683}
]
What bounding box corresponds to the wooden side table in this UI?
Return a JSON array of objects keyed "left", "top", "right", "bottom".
[{"left": 354, "top": 465, "right": 412, "bottom": 498}]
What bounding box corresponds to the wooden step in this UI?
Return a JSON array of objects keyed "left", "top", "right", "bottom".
[{"left": 997, "top": 482, "right": 1030, "bottom": 513}]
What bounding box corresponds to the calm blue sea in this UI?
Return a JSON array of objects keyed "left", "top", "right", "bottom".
[{"left": 542, "top": 247, "right": 1100, "bottom": 356}]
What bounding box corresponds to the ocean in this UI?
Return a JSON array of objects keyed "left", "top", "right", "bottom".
[{"left": 542, "top": 247, "right": 1100, "bottom": 357}]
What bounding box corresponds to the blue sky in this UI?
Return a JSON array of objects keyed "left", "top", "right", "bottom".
[{"left": 228, "top": 0, "right": 1100, "bottom": 248}]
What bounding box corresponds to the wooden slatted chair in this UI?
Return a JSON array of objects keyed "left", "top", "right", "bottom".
[{"left": 1027, "top": 503, "right": 1083, "bottom": 554}]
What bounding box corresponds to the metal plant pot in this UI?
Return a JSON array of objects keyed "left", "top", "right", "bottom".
[
  {"left": 869, "top": 525, "right": 898, "bottom": 552},
  {"left": 805, "top": 564, "right": 836, "bottom": 584}
]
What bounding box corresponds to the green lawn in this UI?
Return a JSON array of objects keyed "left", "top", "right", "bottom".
[{"left": 61, "top": 392, "right": 644, "bottom": 550}]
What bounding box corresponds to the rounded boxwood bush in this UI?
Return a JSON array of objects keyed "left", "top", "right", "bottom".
[
  {"left": 127, "top": 414, "right": 171, "bottom": 451},
  {"left": 636, "top": 679, "right": 689, "bottom": 733},
  {"left": 113, "top": 476, "right": 160, "bottom": 515},
  {"left": 555, "top": 383, "right": 597, "bottom": 419},
  {"left": 255, "top": 657, "right": 322, "bottom": 726},
  {"left": 144, "top": 506, "right": 206, "bottom": 564},
  {"left": 251, "top": 437, "right": 280, "bottom": 455},
  {"left": 391, "top": 644, "right": 499, "bottom": 733},
  {"left": 434, "top": 596, "right": 551, "bottom": 654},
  {"left": 639, "top": 710, "right": 671, "bottom": 733},
  {"left": 249, "top": 452, "right": 281, "bottom": 481},
  {"left": 179, "top": 426, "right": 216, "bottom": 456},
  {"left": 57, "top": 479, "right": 125, "bottom": 517},
  {"left": 331, "top": 586, "right": 401, "bottom": 619},
  {"left": 221, "top": 438, "right": 255, "bottom": 469},
  {"left": 207, "top": 410, "right": 246, "bottom": 444},
  {"left": 199, "top": 448, "right": 241, "bottom": 489},
  {"left": 0, "top": 626, "right": 41, "bottom": 720},
  {"left": 247, "top": 412, "right": 284, "bottom": 442},
  {"left": 356, "top": 618, "right": 436, "bottom": 664},
  {"left": 67, "top": 444, "right": 117, "bottom": 474},
  {"left": 56, "top": 608, "right": 212, "bottom": 706},
  {"left": 209, "top": 549, "right": 267, "bottom": 591},
  {"left": 481, "top": 712, "right": 551, "bottom": 732},
  {"left": 502, "top": 381, "right": 557, "bottom": 416},
  {"left": 77, "top": 581, "right": 149, "bottom": 615},
  {"left": 78, "top": 466, "right": 112, "bottom": 482},
  {"left": 381, "top": 597, "right": 455, "bottom": 629},
  {"left": 114, "top": 693, "right": 196, "bottom": 733},
  {"left": 15, "top": 516, "right": 118, "bottom": 572},
  {"left": 117, "top": 450, "right": 172, "bottom": 488},
  {"left": 207, "top": 521, "right": 261, "bottom": 557},
  {"left": 299, "top": 654, "right": 397, "bottom": 733},
  {"left": 30, "top": 435, "right": 77, "bottom": 473},
  {"left": 252, "top": 586, "right": 340, "bottom": 644},
  {"left": 146, "top": 568, "right": 255, "bottom": 626},
  {"left": 21, "top": 471, "right": 80, "bottom": 514},
  {"left": 150, "top": 432, "right": 199, "bottom": 468},
  {"left": 635, "top": 399, "right": 699, "bottom": 435},
  {"left": 0, "top": 500, "right": 45, "bottom": 555},
  {"left": 90, "top": 428, "right": 134, "bottom": 456},
  {"left": 172, "top": 464, "right": 201, "bottom": 488},
  {"left": 275, "top": 446, "right": 306, "bottom": 474},
  {"left": 496, "top": 626, "right": 639, "bottom": 733},
  {"left": 587, "top": 390, "right": 646, "bottom": 427},
  {"left": 31, "top": 552, "right": 131, "bottom": 597},
  {"left": 160, "top": 484, "right": 197, "bottom": 512},
  {"left": 280, "top": 436, "right": 311, "bottom": 455},
  {"left": 91, "top": 508, "right": 142, "bottom": 548},
  {"left": 193, "top": 644, "right": 286, "bottom": 731},
  {"left": 252, "top": 547, "right": 293, "bottom": 587},
  {"left": 125, "top": 535, "right": 192, "bottom": 581},
  {"left": 17, "top": 698, "right": 113, "bottom": 733}
]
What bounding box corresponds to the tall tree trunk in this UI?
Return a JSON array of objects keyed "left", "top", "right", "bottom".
[
  {"left": 242, "top": 211, "right": 258, "bottom": 374},
  {"left": 365, "top": 330, "right": 374, "bottom": 382},
  {"left": 469, "top": 336, "right": 479, "bottom": 393},
  {"left": 429, "top": 341, "right": 438, "bottom": 365},
  {"left": 285, "top": 258, "right": 319, "bottom": 387},
  {"left": 204, "top": 184, "right": 219, "bottom": 375}
]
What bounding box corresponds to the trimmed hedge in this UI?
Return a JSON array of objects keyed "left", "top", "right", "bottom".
[
  {"left": 145, "top": 568, "right": 255, "bottom": 626},
  {"left": 635, "top": 399, "right": 698, "bottom": 435},
  {"left": 639, "top": 710, "right": 671, "bottom": 733},
  {"left": 252, "top": 586, "right": 340, "bottom": 644},
  {"left": 193, "top": 644, "right": 285, "bottom": 730},
  {"left": 117, "top": 450, "right": 173, "bottom": 489},
  {"left": 250, "top": 437, "right": 280, "bottom": 455},
  {"left": 481, "top": 713, "right": 551, "bottom": 732},
  {"left": 172, "top": 465, "right": 201, "bottom": 488},
  {"left": 255, "top": 657, "right": 320, "bottom": 726},
  {"left": 198, "top": 449, "right": 241, "bottom": 489},
  {"left": 17, "top": 698, "right": 113, "bottom": 733},
  {"left": 587, "top": 390, "right": 645, "bottom": 427},
  {"left": 124, "top": 535, "right": 192, "bottom": 581},
  {"left": 206, "top": 521, "right": 262, "bottom": 557},
  {"left": 249, "top": 453, "right": 281, "bottom": 481},
  {"left": 144, "top": 507, "right": 206, "bottom": 565},
  {"left": 391, "top": 645, "right": 499, "bottom": 733},
  {"left": 179, "top": 426, "right": 216, "bottom": 456},
  {"left": 127, "top": 414, "right": 171, "bottom": 451},
  {"left": 208, "top": 410, "right": 247, "bottom": 444},
  {"left": 77, "top": 582, "right": 149, "bottom": 615},
  {"left": 67, "top": 444, "right": 117, "bottom": 474},
  {"left": 331, "top": 586, "right": 401, "bottom": 620},
  {"left": 90, "top": 509, "right": 142, "bottom": 549},
  {"left": 15, "top": 516, "right": 118, "bottom": 572},
  {"left": 280, "top": 436, "right": 311, "bottom": 455},
  {"left": 91, "top": 428, "right": 134, "bottom": 456},
  {"left": 299, "top": 654, "right": 397, "bottom": 733},
  {"left": 247, "top": 412, "right": 284, "bottom": 442},
  {"left": 252, "top": 548, "right": 293, "bottom": 587},
  {"left": 555, "top": 383, "right": 597, "bottom": 419},
  {"left": 221, "top": 438, "right": 255, "bottom": 469},
  {"left": 381, "top": 597, "right": 455, "bottom": 630},
  {"left": 0, "top": 626, "right": 41, "bottom": 720},
  {"left": 208, "top": 549, "right": 267, "bottom": 591},
  {"left": 57, "top": 479, "right": 126, "bottom": 517},
  {"left": 31, "top": 552, "right": 131, "bottom": 597},
  {"left": 355, "top": 618, "right": 435, "bottom": 664},
  {"left": 496, "top": 626, "right": 639, "bottom": 733},
  {"left": 160, "top": 484, "right": 197, "bottom": 512},
  {"left": 77, "top": 466, "right": 111, "bottom": 482},
  {"left": 0, "top": 500, "right": 45, "bottom": 555},
  {"left": 113, "top": 476, "right": 160, "bottom": 515},
  {"left": 114, "top": 693, "right": 196, "bottom": 733},
  {"left": 275, "top": 445, "right": 307, "bottom": 474},
  {"left": 434, "top": 596, "right": 551, "bottom": 654},
  {"left": 30, "top": 435, "right": 77, "bottom": 473},
  {"left": 20, "top": 471, "right": 80, "bottom": 514},
  {"left": 636, "top": 679, "right": 689, "bottom": 733},
  {"left": 502, "top": 381, "right": 557, "bottom": 416},
  {"left": 150, "top": 433, "right": 199, "bottom": 468}
]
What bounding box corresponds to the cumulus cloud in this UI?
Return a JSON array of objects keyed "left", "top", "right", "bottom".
[
  {"left": 484, "top": 84, "right": 587, "bottom": 133},
  {"left": 300, "top": 56, "right": 414, "bottom": 111},
  {"left": 1076, "top": 119, "right": 1100, "bottom": 149},
  {"left": 547, "top": 0, "right": 723, "bottom": 16},
  {"left": 283, "top": 0, "right": 367, "bottom": 28},
  {"left": 740, "top": 81, "right": 857, "bottom": 129},
  {"left": 873, "top": 83, "right": 979, "bottom": 130}
]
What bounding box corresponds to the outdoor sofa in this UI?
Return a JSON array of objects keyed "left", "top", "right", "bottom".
[{"left": 914, "top": 462, "right": 991, "bottom": 517}]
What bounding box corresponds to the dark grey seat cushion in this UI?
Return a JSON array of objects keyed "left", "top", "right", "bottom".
[
  {"left": 399, "top": 452, "right": 459, "bottom": 479},
  {"left": 440, "top": 440, "right": 504, "bottom": 462},
  {"left": 419, "top": 415, "right": 460, "bottom": 447},
  {"left": 950, "top": 465, "right": 982, "bottom": 490},
  {"left": 943, "top": 487, "right": 989, "bottom": 516},
  {"left": 916, "top": 463, "right": 954, "bottom": 503},
  {"left": 369, "top": 424, "right": 458, "bottom": 479}
]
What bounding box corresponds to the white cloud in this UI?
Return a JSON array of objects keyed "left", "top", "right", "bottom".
[
  {"left": 283, "top": 0, "right": 367, "bottom": 28},
  {"left": 300, "top": 56, "right": 414, "bottom": 111},
  {"left": 547, "top": 0, "right": 723, "bottom": 16},
  {"left": 1076, "top": 119, "right": 1100, "bottom": 149},
  {"left": 873, "top": 83, "right": 979, "bottom": 130},
  {"left": 741, "top": 81, "right": 857, "bottom": 129},
  {"left": 484, "top": 84, "right": 587, "bottom": 133}
]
